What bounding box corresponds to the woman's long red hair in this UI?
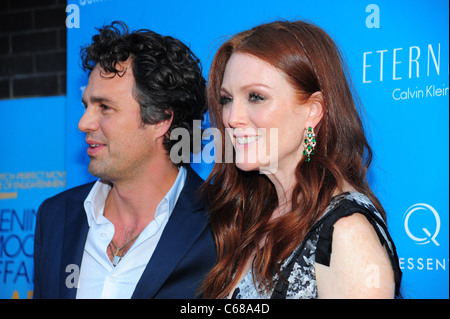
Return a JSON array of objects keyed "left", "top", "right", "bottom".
[{"left": 200, "top": 20, "right": 385, "bottom": 299}]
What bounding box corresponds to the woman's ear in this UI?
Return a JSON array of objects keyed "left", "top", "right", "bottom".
[{"left": 305, "top": 91, "right": 324, "bottom": 129}]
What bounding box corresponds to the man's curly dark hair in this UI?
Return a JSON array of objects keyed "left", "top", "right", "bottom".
[{"left": 80, "top": 21, "right": 206, "bottom": 165}]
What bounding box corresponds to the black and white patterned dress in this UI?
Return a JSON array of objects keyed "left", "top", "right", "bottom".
[{"left": 232, "top": 192, "right": 402, "bottom": 299}]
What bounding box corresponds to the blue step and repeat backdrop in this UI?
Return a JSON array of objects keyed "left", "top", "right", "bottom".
[{"left": 1, "top": 0, "right": 448, "bottom": 299}]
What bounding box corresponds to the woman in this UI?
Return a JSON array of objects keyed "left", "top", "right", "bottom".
[{"left": 201, "top": 20, "right": 402, "bottom": 299}]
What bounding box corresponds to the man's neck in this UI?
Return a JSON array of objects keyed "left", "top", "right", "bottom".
[{"left": 104, "top": 159, "right": 179, "bottom": 229}]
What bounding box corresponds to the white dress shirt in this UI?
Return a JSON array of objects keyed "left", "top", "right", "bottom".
[{"left": 75, "top": 166, "right": 186, "bottom": 299}]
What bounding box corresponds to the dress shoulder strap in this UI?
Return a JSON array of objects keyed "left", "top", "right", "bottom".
[
  {"left": 314, "top": 198, "right": 402, "bottom": 297},
  {"left": 271, "top": 196, "right": 402, "bottom": 299},
  {"left": 315, "top": 198, "right": 387, "bottom": 266}
]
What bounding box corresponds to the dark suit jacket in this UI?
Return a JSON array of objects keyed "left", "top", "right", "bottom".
[{"left": 33, "top": 166, "right": 216, "bottom": 299}]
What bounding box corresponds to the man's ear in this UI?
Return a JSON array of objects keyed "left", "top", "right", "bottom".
[
  {"left": 305, "top": 91, "right": 324, "bottom": 129},
  {"left": 154, "top": 110, "right": 174, "bottom": 139}
]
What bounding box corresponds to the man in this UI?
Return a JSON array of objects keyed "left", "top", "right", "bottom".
[{"left": 33, "top": 21, "right": 215, "bottom": 298}]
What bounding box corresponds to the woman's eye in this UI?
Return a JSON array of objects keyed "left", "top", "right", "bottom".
[
  {"left": 219, "top": 95, "right": 232, "bottom": 106},
  {"left": 249, "top": 92, "right": 265, "bottom": 102}
]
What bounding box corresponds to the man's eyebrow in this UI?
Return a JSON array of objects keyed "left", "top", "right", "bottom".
[{"left": 81, "top": 96, "right": 114, "bottom": 106}]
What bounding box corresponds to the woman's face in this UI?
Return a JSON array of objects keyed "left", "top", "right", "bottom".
[{"left": 220, "top": 53, "right": 312, "bottom": 174}]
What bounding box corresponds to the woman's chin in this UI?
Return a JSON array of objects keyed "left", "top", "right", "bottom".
[{"left": 235, "top": 162, "right": 260, "bottom": 172}]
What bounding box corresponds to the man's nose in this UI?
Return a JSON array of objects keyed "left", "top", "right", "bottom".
[{"left": 78, "top": 106, "right": 99, "bottom": 133}]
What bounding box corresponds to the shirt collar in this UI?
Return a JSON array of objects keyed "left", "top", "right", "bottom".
[
  {"left": 83, "top": 166, "right": 187, "bottom": 227},
  {"left": 84, "top": 180, "right": 111, "bottom": 226},
  {"left": 156, "top": 166, "right": 186, "bottom": 220}
]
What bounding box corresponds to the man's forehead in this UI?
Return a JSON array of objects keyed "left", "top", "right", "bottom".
[{"left": 82, "top": 61, "right": 135, "bottom": 106}]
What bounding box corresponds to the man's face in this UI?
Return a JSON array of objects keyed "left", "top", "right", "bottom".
[{"left": 79, "top": 59, "right": 158, "bottom": 183}]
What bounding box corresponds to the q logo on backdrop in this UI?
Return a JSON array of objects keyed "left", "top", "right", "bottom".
[{"left": 404, "top": 203, "right": 440, "bottom": 246}]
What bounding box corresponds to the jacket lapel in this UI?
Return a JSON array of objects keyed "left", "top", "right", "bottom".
[
  {"left": 59, "top": 195, "right": 90, "bottom": 298},
  {"left": 131, "top": 167, "right": 206, "bottom": 299}
]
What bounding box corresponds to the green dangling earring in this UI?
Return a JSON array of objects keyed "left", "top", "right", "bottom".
[{"left": 303, "top": 126, "right": 316, "bottom": 162}]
